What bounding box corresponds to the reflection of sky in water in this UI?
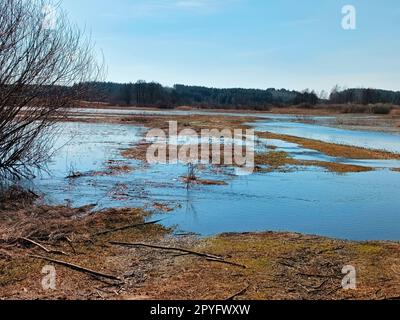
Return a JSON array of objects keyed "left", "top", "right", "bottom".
[
  {"left": 153, "top": 169, "right": 400, "bottom": 241},
  {"left": 30, "top": 120, "right": 400, "bottom": 241},
  {"left": 40, "top": 122, "right": 145, "bottom": 176},
  {"left": 253, "top": 120, "right": 400, "bottom": 153}
]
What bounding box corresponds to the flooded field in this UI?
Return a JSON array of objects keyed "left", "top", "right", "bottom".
[
  {"left": 30, "top": 112, "right": 400, "bottom": 241},
  {"left": 254, "top": 119, "right": 400, "bottom": 153}
]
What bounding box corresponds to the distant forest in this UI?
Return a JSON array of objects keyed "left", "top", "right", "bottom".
[{"left": 77, "top": 81, "right": 400, "bottom": 111}]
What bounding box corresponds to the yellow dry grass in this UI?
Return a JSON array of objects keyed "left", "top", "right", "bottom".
[
  {"left": 258, "top": 132, "right": 400, "bottom": 160},
  {"left": 255, "top": 150, "right": 372, "bottom": 173}
]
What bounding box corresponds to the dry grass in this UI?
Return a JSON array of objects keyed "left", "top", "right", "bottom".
[
  {"left": 258, "top": 132, "right": 400, "bottom": 160},
  {"left": 137, "top": 232, "right": 400, "bottom": 300},
  {"left": 119, "top": 114, "right": 258, "bottom": 133},
  {"left": 121, "top": 142, "right": 150, "bottom": 162},
  {"left": 0, "top": 186, "right": 39, "bottom": 211},
  {"left": 0, "top": 204, "right": 149, "bottom": 244},
  {"left": 299, "top": 161, "right": 372, "bottom": 173},
  {"left": 1, "top": 192, "right": 399, "bottom": 300},
  {"left": 181, "top": 177, "right": 228, "bottom": 186},
  {"left": 67, "top": 162, "right": 133, "bottom": 179},
  {"left": 255, "top": 151, "right": 290, "bottom": 168},
  {"left": 0, "top": 194, "right": 171, "bottom": 299},
  {"left": 255, "top": 151, "right": 372, "bottom": 173}
]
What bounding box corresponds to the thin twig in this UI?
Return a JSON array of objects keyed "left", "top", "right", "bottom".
[
  {"left": 110, "top": 241, "right": 247, "bottom": 268},
  {"left": 20, "top": 237, "right": 69, "bottom": 256},
  {"left": 226, "top": 284, "right": 250, "bottom": 300},
  {"left": 110, "top": 241, "right": 222, "bottom": 259},
  {"left": 28, "top": 254, "right": 121, "bottom": 281},
  {"left": 296, "top": 271, "right": 341, "bottom": 279},
  {"left": 64, "top": 237, "right": 77, "bottom": 254}
]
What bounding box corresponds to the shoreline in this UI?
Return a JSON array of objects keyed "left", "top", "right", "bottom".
[
  {"left": 69, "top": 103, "right": 400, "bottom": 134},
  {"left": 1, "top": 108, "right": 400, "bottom": 300},
  {"left": 1, "top": 198, "right": 399, "bottom": 300}
]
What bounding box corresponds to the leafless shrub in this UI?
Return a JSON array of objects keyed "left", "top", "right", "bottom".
[{"left": 0, "top": 0, "right": 103, "bottom": 180}]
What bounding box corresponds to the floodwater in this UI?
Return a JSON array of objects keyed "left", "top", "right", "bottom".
[
  {"left": 30, "top": 113, "right": 400, "bottom": 241},
  {"left": 254, "top": 120, "right": 400, "bottom": 153}
]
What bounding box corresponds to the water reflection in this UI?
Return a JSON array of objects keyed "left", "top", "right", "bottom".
[{"left": 30, "top": 119, "right": 400, "bottom": 241}]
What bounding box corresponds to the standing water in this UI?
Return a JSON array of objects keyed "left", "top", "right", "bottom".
[{"left": 31, "top": 115, "right": 400, "bottom": 241}]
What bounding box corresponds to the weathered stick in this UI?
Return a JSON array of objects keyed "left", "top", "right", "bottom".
[
  {"left": 226, "top": 284, "right": 250, "bottom": 300},
  {"left": 94, "top": 220, "right": 162, "bottom": 237},
  {"left": 28, "top": 254, "right": 121, "bottom": 281},
  {"left": 64, "top": 237, "right": 77, "bottom": 254},
  {"left": 20, "top": 237, "right": 69, "bottom": 256},
  {"left": 110, "top": 241, "right": 247, "bottom": 268},
  {"left": 110, "top": 241, "right": 223, "bottom": 260}
]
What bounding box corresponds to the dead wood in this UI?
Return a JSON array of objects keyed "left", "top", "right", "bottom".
[
  {"left": 19, "top": 237, "right": 69, "bottom": 256},
  {"left": 296, "top": 271, "right": 341, "bottom": 279},
  {"left": 110, "top": 241, "right": 247, "bottom": 268},
  {"left": 63, "top": 237, "right": 77, "bottom": 254},
  {"left": 28, "top": 254, "right": 121, "bottom": 282},
  {"left": 226, "top": 284, "right": 250, "bottom": 300}
]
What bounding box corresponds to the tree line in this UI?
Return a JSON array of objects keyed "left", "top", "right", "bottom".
[
  {"left": 329, "top": 86, "right": 400, "bottom": 105},
  {"left": 79, "top": 81, "right": 311, "bottom": 109},
  {"left": 79, "top": 81, "right": 400, "bottom": 110}
]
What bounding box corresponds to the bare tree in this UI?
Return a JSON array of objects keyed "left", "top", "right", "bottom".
[{"left": 0, "top": 0, "right": 103, "bottom": 179}]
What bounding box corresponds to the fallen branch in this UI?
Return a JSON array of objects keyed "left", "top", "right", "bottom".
[
  {"left": 28, "top": 254, "right": 121, "bottom": 281},
  {"left": 296, "top": 271, "right": 341, "bottom": 279},
  {"left": 298, "top": 279, "right": 329, "bottom": 294},
  {"left": 20, "top": 237, "right": 69, "bottom": 256},
  {"left": 277, "top": 261, "right": 296, "bottom": 269},
  {"left": 94, "top": 220, "right": 163, "bottom": 237},
  {"left": 110, "top": 241, "right": 222, "bottom": 259},
  {"left": 110, "top": 241, "right": 247, "bottom": 268},
  {"left": 226, "top": 284, "right": 250, "bottom": 300}
]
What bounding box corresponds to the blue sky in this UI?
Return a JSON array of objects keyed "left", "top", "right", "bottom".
[{"left": 62, "top": 0, "right": 400, "bottom": 92}]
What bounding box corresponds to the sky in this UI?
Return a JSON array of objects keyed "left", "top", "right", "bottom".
[{"left": 61, "top": 0, "right": 400, "bottom": 92}]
